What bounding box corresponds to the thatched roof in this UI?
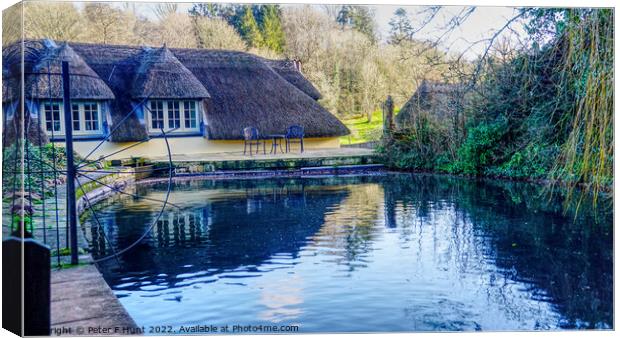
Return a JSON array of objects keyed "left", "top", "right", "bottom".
[
  {"left": 3, "top": 40, "right": 36, "bottom": 88},
  {"left": 132, "top": 46, "right": 209, "bottom": 99},
  {"left": 4, "top": 40, "right": 116, "bottom": 102},
  {"left": 3, "top": 40, "right": 41, "bottom": 102},
  {"left": 172, "top": 48, "right": 347, "bottom": 139},
  {"left": 68, "top": 42, "right": 148, "bottom": 142},
  {"left": 2, "top": 72, "right": 17, "bottom": 104},
  {"left": 3, "top": 40, "right": 348, "bottom": 141},
  {"left": 265, "top": 59, "right": 322, "bottom": 100},
  {"left": 396, "top": 80, "right": 462, "bottom": 128}
]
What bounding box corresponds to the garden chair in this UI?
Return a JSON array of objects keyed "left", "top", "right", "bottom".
[
  {"left": 285, "top": 125, "right": 305, "bottom": 153},
  {"left": 243, "top": 127, "right": 266, "bottom": 156}
]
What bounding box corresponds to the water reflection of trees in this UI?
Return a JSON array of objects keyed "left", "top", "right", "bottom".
[
  {"left": 310, "top": 183, "right": 384, "bottom": 270},
  {"left": 381, "top": 174, "right": 612, "bottom": 329}
]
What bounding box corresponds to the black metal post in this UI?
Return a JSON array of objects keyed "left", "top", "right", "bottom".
[
  {"left": 62, "top": 61, "right": 79, "bottom": 265},
  {"left": 2, "top": 237, "right": 51, "bottom": 336}
]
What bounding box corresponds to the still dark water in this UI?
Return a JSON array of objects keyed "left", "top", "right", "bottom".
[{"left": 88, "top": 174, "right": 613, "bottom": 332}]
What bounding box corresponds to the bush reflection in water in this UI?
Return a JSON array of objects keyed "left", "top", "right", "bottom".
[{"left": 86, "top": 174, "right": 612, "bottom": 331}]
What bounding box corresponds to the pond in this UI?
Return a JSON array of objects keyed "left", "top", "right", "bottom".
[{"left": 88, "top": 173, "right": 613, "bottom": 332}]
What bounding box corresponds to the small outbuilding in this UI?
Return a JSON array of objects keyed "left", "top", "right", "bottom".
[{"left": 395, "top": 80, "right": 462, "bottom": 129}]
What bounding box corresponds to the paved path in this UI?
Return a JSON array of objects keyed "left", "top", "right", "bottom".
[
  {"left": 51, "top": 265, "right": 142, "bottom": 335},
  {"left": 148, "top": 147, "right": 375, "bottom": 162}
]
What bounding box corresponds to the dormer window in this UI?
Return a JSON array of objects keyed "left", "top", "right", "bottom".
[
  {"left": 146, "top": 100, "right": 200, "bottom": 134},
  {"left": 41, "top": 101, "right": 104, "bottom": 137}
]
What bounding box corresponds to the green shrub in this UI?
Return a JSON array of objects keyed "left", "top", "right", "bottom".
[
  {"left": 11, "top": 215, "right": 33, "bottom": 233},
  {"left": 450, "top": 122, "right": 506, "bottom": 175},
  {"left": 379, "top": 114, "right": 450, "bottom": 171},
  {"left": 486, "top": 144, "right": 558, "bottom": 179}
]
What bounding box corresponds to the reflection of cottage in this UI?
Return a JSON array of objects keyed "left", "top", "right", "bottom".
[
  {"left": 2, "top": 39, "right": 349, "bottom": 158},
  {"left": 395, "top": 80, "right": 462, "bottom": 129},
  {"left": 92, "top": 181, "right": 350, "bottom": 288}
]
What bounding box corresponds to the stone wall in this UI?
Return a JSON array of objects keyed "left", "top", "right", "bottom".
[{"left": 75, "top": 167, "right": 136, "bottom": 216}]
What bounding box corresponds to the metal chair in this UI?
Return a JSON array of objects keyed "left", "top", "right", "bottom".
[
  {"left": 243, "top": 127, "right": 265, "bottom": 156},
  {"left": 285, "top": 125, "right": 304, "bottom": 153}
]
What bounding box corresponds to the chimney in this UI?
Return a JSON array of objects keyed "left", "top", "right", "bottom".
[{"left": 294, "top": 59, "right": 302, "bottom": 73}]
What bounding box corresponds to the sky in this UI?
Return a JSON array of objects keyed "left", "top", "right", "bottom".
[
  {"left": 74, "top": 1, "right": 526, "bottom": 60},
  {"left": 372, "top": 5, "right": 524, "bottom": 58}
]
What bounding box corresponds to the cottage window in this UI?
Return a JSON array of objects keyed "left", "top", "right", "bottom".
[
  {"left": 44, "top": 102, "right": 62, "bottom": 133},
  {"left": 147, "top": 100, "right": 200, "bottom": 134},
  {"left": 183, "top": 101, "right": 197, "bottom": 129},
  {"left": 41, "top": 101, "right": 103, "bottom": 137},
  {"left": 71, "top": 104, "right": 80, "bottom": 131},
  {"left": 150, "top": 100, "right": 164, "bottom": 129},
  {"left": 167, "top": 101, "right": 181, "bottom": 129},
  {"left": 83, "top": 102, "right": 99, "bottom": 131}
]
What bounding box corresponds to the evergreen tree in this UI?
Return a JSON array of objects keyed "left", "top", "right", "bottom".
[
  {"left": 239, "top": 6, "right": 264, "bottom": 48},
  {"left": 260, "top": 5, "right": 285, "bottom": 53},
  {"left": 189, "top": 3, "right": 226, "bottom": 18},
  {"left": 350, "top": 6, "right": 377, "bottom": 43},
  {"left": 336, "top": 5, "right": 354, "bottom": 27},
  {"left": 388, "top": 8, "right": 414, "bottom": 45},
  {"left": 189, "top": 3, "right": 244, "bottom": 33},
  {"left": 336, "top": 5, "right": 377, "bottom": 43}
]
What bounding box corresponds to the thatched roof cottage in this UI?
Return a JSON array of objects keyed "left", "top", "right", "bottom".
[
  {"left": 2, "top": 39, "right": 349, "bottom": 158},
  {"left": 395, "top": 80, "right": 462, "bottom": 129}
]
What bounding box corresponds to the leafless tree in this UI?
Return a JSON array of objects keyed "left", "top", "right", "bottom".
[
  {"left": 83, "top": 3, "right": 125, "bottom": 44},
  {"left": 23, "top": 2, "right": 82, "bottom": 42},
  {"left": 153, "top": 3, "right": 178, "bottom": 21},
  {"left": 151, "top": 13, "right": 196, "bottom": 48},
  {"left": 192, "top": 16, "right": 247, "bottom": 51},
  {"left": 3, "top": 3, "right": 22, "bottom": 46},
  {"left": 320, "top": 4, "right": 341, "bottom": 22}
]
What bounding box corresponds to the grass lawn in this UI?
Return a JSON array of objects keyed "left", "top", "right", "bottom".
[{"left": 339, "top": 109, "right": 399, "bottom": 145}]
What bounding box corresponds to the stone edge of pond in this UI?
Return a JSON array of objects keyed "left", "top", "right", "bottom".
[
  {"left": 51, "top": 264, "right": 143, "bottom": 335},
  {"left": 141, "top": 164, "right": 387, "bottom": 184},
  {"left": 51, "top": 167, "right": 143, "bottom": 335}
]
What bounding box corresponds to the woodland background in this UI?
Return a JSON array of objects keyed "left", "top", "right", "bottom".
[{"left": 2, "top": 3, "right": 613, "bottom": 196}]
